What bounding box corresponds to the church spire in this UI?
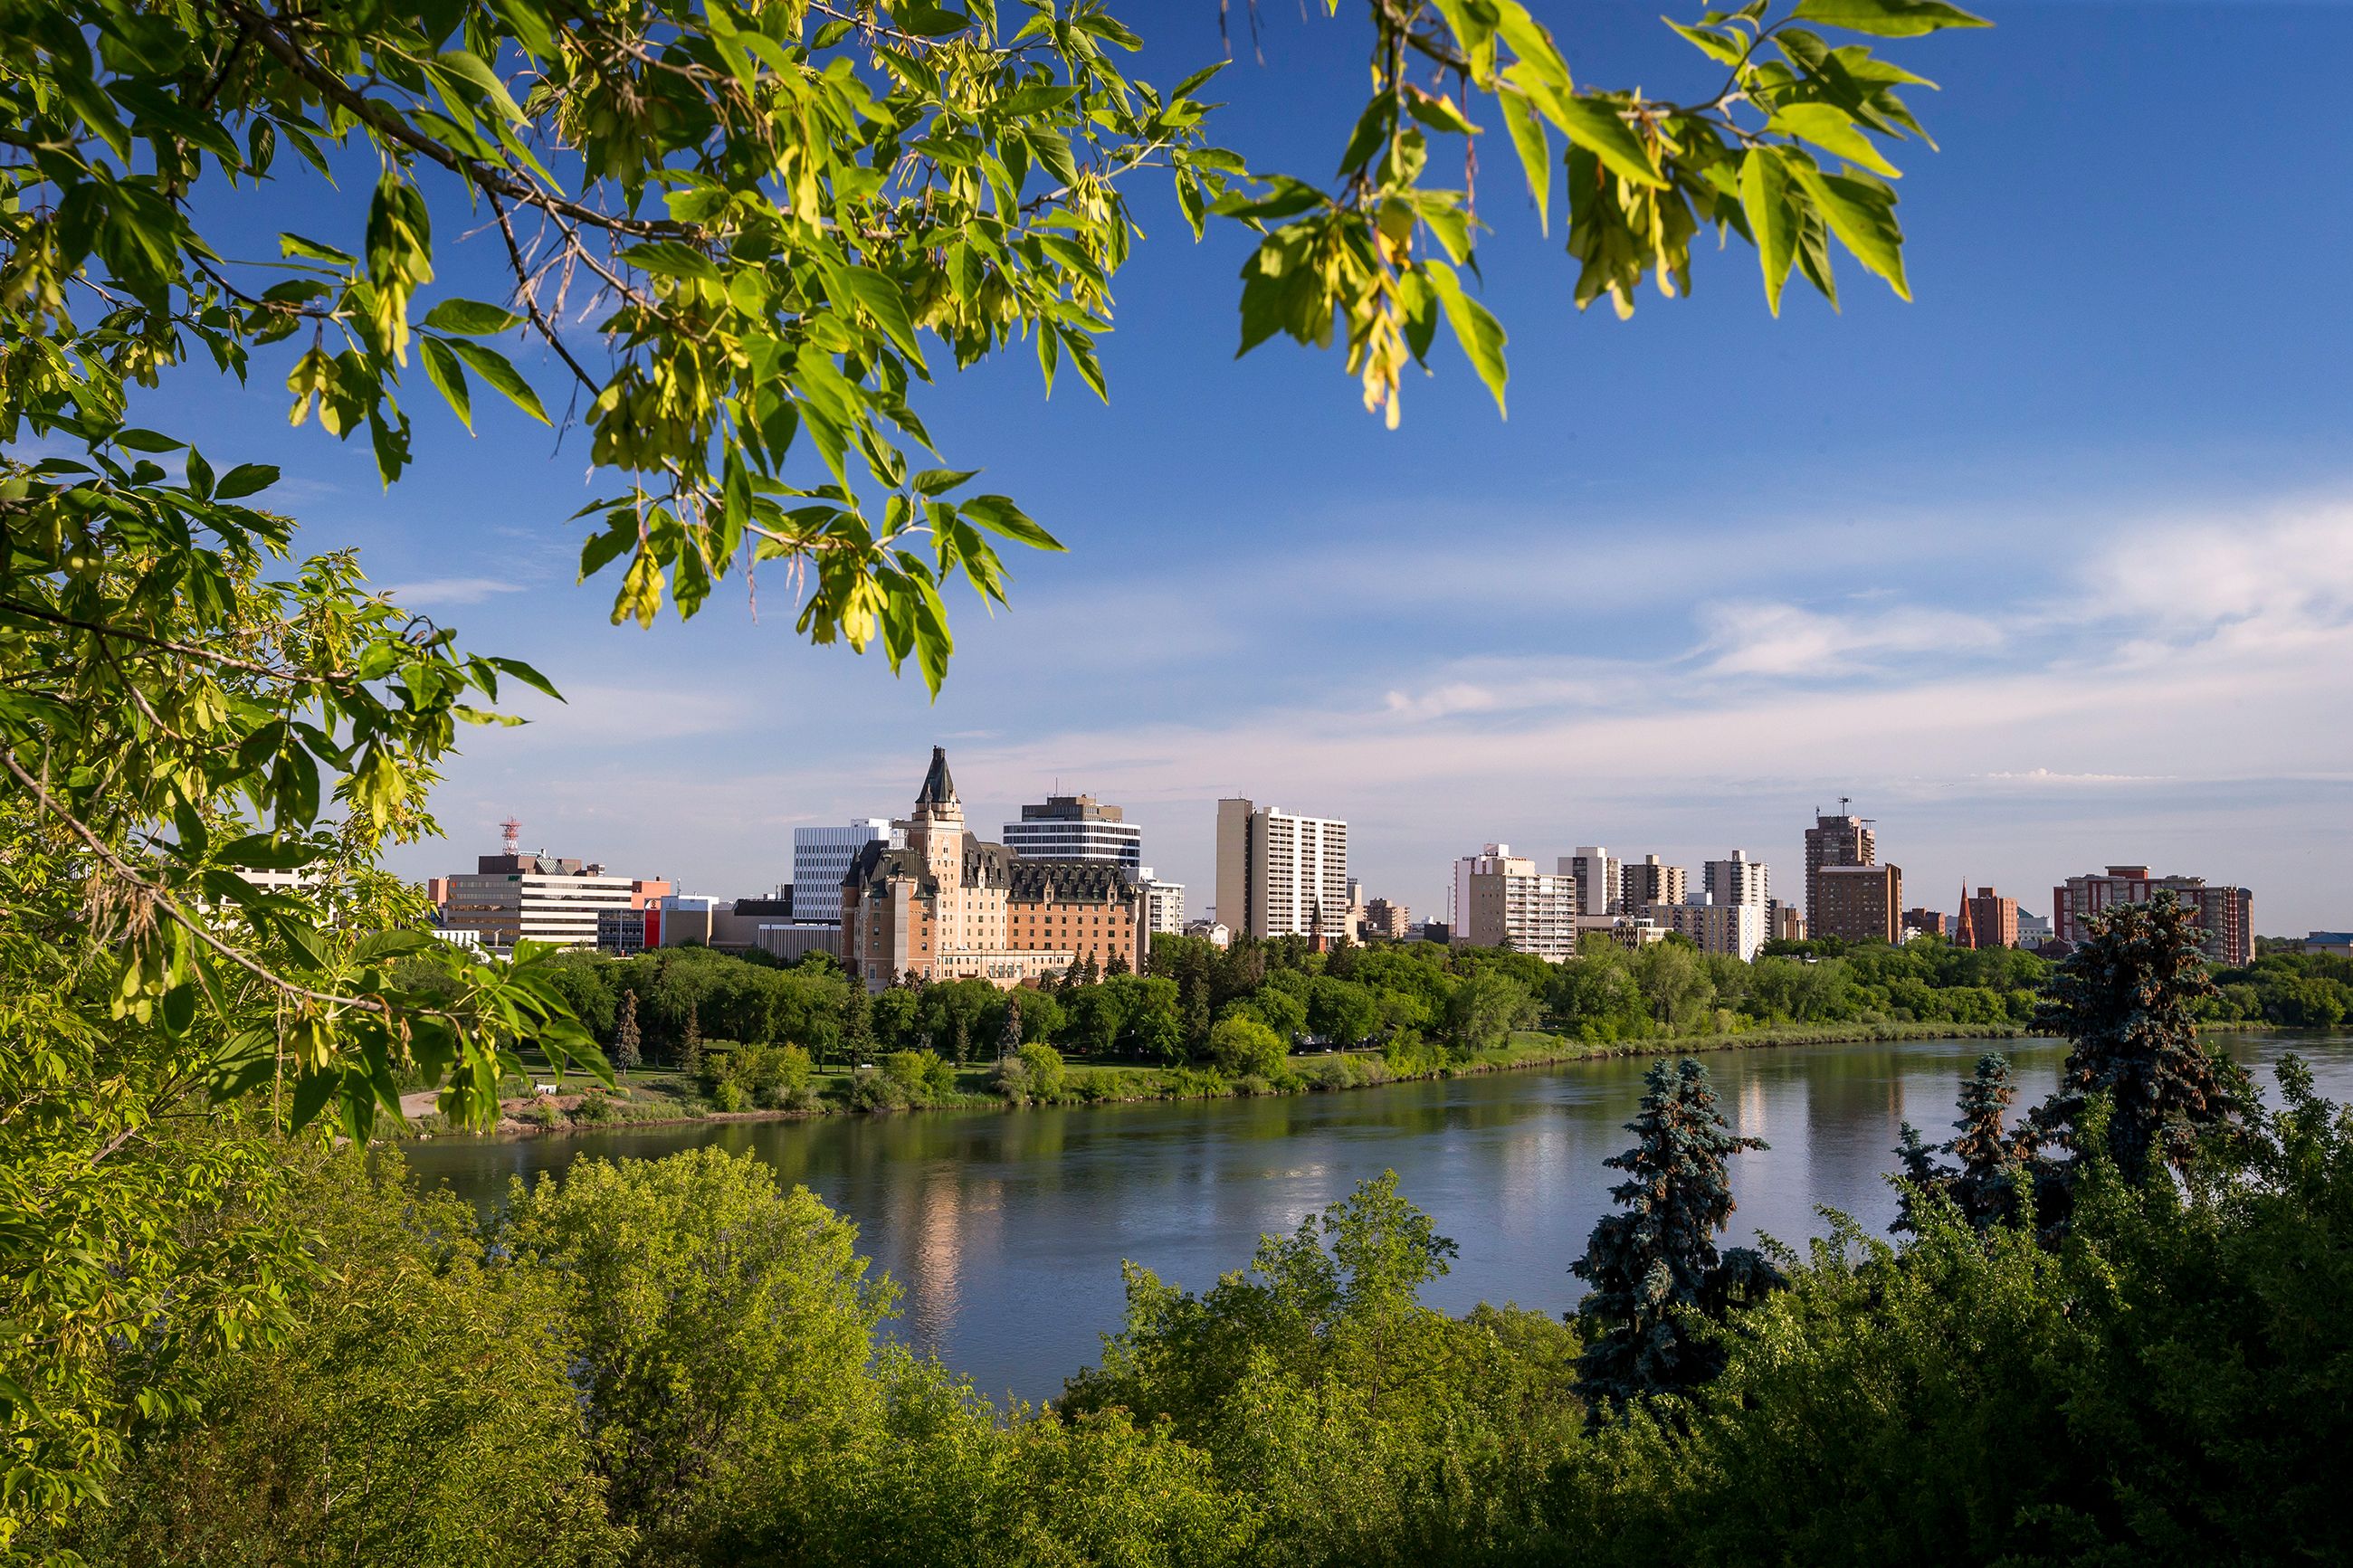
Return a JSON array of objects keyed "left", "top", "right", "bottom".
[{"left": 1956, "top": 881, "right": 1976, "bottom": 948}]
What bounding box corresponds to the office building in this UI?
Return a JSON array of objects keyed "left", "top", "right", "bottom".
[
  {"left": 1770, "top": 902, "right": 1806, "bottom": 943},
  {"left": 1215, "top": 797, "right": 1350, "bottom": 941},
  {"left": 597, "top": 906, "right": 651, "bottom": 954},
  {"left": 1621, "top": 853, "right": 1688, "bottom": 909},
  {"left": 1138, "top": 868, "right": 1186, "bottom": 936},
  {"left": 1814, "top": 862, "right": 1902, "bottom": 944},
  {"left": 2052, "top": 867, "right": 2253, "bottom": 966},
  {"left": 1958, "top": 886, "right": 2021, "bottom": 950},
  {"left": 437, "top": 848, "right": 668, "bottom": 950},
  {"left": 1453, "top": 844, "right": 1581, "bottom": 961},
  {"left": 1559, "top": 848, "right": 1621, "bottom": 917},
  {"left": 1703, "top": 850, "right": 1769, "bottom": 908},
  {"left": 1361, "top": 897, "right": 1411, "bottom": 941},
  {"left": 1805, "top": 807, "right": 1878, "bottom": 935},
  {"left": 793, "top": 819, "right": 900, "bottom": 925},
  {"left": 2017, "top": 910, "right": 2053, "bottom": 946},
  {"left": 1902, "top": 908, "right": 1951, "bottom": 939},
  {"left": 843, "top": 748, "right": 1143, "bottom": 990},
  {"left": 1644, "top": 900, "right": 1766, "bottom": 963},
  {"left": 1002, "top": 793, "right": 1143, "bottom": 875}
]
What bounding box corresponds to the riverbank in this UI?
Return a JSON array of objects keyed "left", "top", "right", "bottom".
[{"left": 402, "top": 1019, "right": 2040, "bottom": 1141}]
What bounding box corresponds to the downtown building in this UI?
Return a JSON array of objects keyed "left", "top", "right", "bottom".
[
  {"left": 843, "top": 748, "right": 1144, "bottom": 990},
  {"left": 1558, "top": 847, "right": 1621, "bottom": 917},
  {"left": 1137, "top": 868, "right": 1186, "bottom": 936},
  {"left": 1620, "top": 853, "right": 1688, "bottom": 910},
  {"left": 1001, "top": 794, "right": 1144, "bottom": 876},
  {"left": 437, "top": 850, "right": 669, "bottom": 950},
  {"left": 2052, "top": 866, "right": 2253, "bottom": 966},
  {"left": 792, "top": 819, "right": 902, "bottom": 926},
  {"left": 1642, "top": 899, "right": 1767, "bottom": 963},
  {"left": 1215, "top": 797, "right": 1350, "bottom": 941},
  {"left": 1703, "top": 850, "right": 1769, "bottom": 909},
  {"left": 1452, "top": 845, "right": 1581, "bottom": 962},
  {"left": 1806, "top": 807, "right": 1902, "bottom": 943},
  {"left": 1958, "top": 886, "right": 2021, "bottom": 950}
]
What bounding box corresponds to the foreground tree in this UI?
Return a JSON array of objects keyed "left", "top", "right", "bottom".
[
  {"left": 1571, "top": 1058, "right": 1781, "bottom": 1408},
  {"left": 2032, "top": 889, "right": 2245, "bottom": 1186},
  {"left": 1892, "top": 1051, "right": 2033, "bottom": 1234}
]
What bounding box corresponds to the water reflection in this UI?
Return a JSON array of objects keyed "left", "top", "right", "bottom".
[{"left": 404, "top": 1033, "right": 2353, "bottom": 1402}]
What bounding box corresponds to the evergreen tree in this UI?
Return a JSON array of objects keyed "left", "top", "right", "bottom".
[
  {"left": 1106, "top": 949, "right": 1131, "bottom": 977},
  {"left": 998, "top": 993, "right": 1024, "bottom": 1061},
  {"left": 1571, "top": 1058, "right": 1782, "bottom": 1410},
  {"left": 1081, "top": 953, "right": 1100, "bottom": 986},
  {"left": 613, "top": 990, "right": 643, "bottom": 1079},
  {"left": 680, "top": 1000, "right": 704, "bottom": 1079},
  {"left": 1180, "top": 968, "right": 1213, "bottom": 1058},
  {"left": 839, "top": 985, "right": 872, "bottom": 1071},
  {"left": 1062, "top": 955, "right": 1085, "bottom": 991},
  {"left": 2032, "top": 889, "right": 2243, "bottom": 1186},
  {"left": 951, "top": 1014, "right": 971, "bottom": 1066},
  {"left": 1893, "top": 1053, "right": 2032, "bottom": 1234}
]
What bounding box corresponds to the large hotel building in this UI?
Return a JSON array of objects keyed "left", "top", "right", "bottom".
[{"left": 842, "top": 749, "right": 1145, "bottom": 990}]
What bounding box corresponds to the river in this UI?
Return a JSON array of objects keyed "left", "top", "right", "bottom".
[{"left": 402, "top": 1031, "right": 2353, "bottom": 1403}]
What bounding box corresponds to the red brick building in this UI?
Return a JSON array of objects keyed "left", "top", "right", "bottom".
[{"left": 2051, "top": 866, "right": 2253, "bottom": 967}]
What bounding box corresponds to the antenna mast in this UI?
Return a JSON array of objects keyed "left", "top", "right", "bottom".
[{"left": 500, "top": 816, "right": 522, "bottom": 857}]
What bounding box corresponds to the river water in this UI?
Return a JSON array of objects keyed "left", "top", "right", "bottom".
[{"left": 403, "top": 1032, "right": 2353, "bottom": 1402}]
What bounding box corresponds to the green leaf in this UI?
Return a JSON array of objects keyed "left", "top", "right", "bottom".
[
  {"left": 913, "top": 468, "right": 979, "bottom": 496},
  {"left": 1790, "top": 164, "right": 1906, "bottom": 298},
  {"left": 1791, "top": 0, "right": 1990, "bottom": 36},
  {"left": 1497, "top": 90, "right": 1552, "bottom": 234},
  {"left": 620, "top": 241, "right": 721, "bottom": 281},
  {"left": 214, "top": 833, "right": 323, "bottom": 871},
  {"left": 959, "top": 495, "right": 1063, "bottom": 552},
  {"left": 421, "top": 298, "right": 524, "bottom": 335},
  {"left": 112, "top": 428, "right": 184, "bottom": 452},
  {"left": 421, "top": 337, "right": 472, "bottom": 432},
  {"left": 1552, "top": 95, "right": 1664, "bottom": 188},
  {"left": 1739, "top": 148, "right": 1798, "bottom": 315},
  {"left": 1769, "top": 103, "right": 1900, "bottom": 178},
  {"left": 1423, "top": 261, "right": 1509, "bottom": 416},
  {"left": 445, "top": 341, "right": 548, "bottom": 423},
  {"left": 489, "top": 656, "right": 564, "bottom": 701},
  {"left": 214, "top": 462, "right": 280, "bottom": 499},
  {"left": 279, "top": 233, "right": 355, "bottom": 266},
  {"left": 829, "top": 263, "right": 927, "bottom": 367}
]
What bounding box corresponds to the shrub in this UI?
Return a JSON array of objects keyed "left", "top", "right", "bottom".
[
  {"left": 573, "top": 1092, "right": 618, "bottom": 1124},
  {"left": 528, "top": 1098, "right": 562, "bottom": 1131},
  {"left": 846, "top": 1065, "right": 910, "bottom": 1112},
  {"left": 711, "top": 1080, "right": 748, "bottom": 1113},
  {"left": 1209, "top": 1016, "right": 1287, "bottom": 1080},
  {"left": 1016, "top": 1041, "right": 1065, "bottom": 1099},
  {"left": 990, "top": 1057, "right": 1034, "bottom": 1102}
]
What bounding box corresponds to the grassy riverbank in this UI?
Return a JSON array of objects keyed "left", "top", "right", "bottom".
[{"left": 407, "top": 1019, "right": 2039, "bottom": 1140}]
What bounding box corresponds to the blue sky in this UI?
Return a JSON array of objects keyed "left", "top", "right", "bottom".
[{"left": 142, "top": 3, "right": 2353, "bottom": 932}]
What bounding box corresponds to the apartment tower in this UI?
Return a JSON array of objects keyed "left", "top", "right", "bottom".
[
  {"left": 1215, "top": 798, "right": 1350, "bottom": 941},
  {"left": 1452, "top": 844, "right": 1580, "bottom": 961}
]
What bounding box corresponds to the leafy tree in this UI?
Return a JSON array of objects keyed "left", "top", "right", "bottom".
[
  {"left": 1016, "top": 1041, "right": 1066, "bottom": 1101},
  {"left": 1892, "top": 1052, "right": 2031, "bottom": 1234},
  {"left": 1571, "top": 1058, "right": 1781, "bottom": 1408},
  {"left": 1442, "top": 968, "right": 1538, "bottom": 1053},
  {"left": 2032, "top": 889, "right": 2244, "bottom": 1186},
  {"left": 839, "top": 984, "right": 875, "bottom": 1071},
  {"left": 1208, "top": 1016, "right": 1287, "bottom": 1080},
  {"left": 613, "top": 987, "right": 643, "bottom": 1077},
  {"left": 504, "top": 1149, "right": 891, "bottom": 1559}
]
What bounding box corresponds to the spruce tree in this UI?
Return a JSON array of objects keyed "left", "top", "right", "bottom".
[
  {"left": 999, "top": 993, "right": 1024, "bottom": 1061},
  {"left": 1893, "top": 1053, "right": 2032, "bottom": 1234},
  {"left": 1062, "top": 955, "right": 1084, "bottom": 991},
  {"left": 1106, "top": 949, "right": 1130, "bottom": 976},
  {"left": 613, "top": 989, "right": 643, "bottom": 1079},
  {"left": 952, "top": 1013, "right": 971, "bottom": 1066},
  {"left": 1571, "top": 1058, "right": 1782, "bottom": 1409},
  {"left": 680, "top": 999, "right": 704, "bottom": 1079},
  {"left": 840, "top": 984, "right": 872, "bottom": 1071},
  {"left": 1081, "top": 953, "right": 1100, "bottom": 986},
  {"left": 2031, "top": 889, "right": 2243, "bottom": 1186}
]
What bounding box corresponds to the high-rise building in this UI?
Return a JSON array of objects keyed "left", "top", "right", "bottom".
[
  {"left": 1137, "top": 867, "right": 1186, "bottom": 936},
  {"left": 1703, "top": 850, "right": 1769, "bottom": 908},
  {"left": 1001, "top": 794, "right": 1143, "bottom": 875},
  {"left": 1643, "top": 900, "right": 1767, "bottom": 962},
  {"left": 843, "top": 748, "right": 1143, "bottom": 990},
  {"left": 2052, "top": 866, "right": 2253, "bottom": 966},
  {"left": 1902, "top": 908, "right": 1951, "bottom": 939},
  {"left": 1361, "top": 897, "right": 1411, "bottom": 941},
  {"left": 1215, "top": 798, "right": 1350, "bottom": 941},
  {"left": 1452, "top": 844, "right": 1580, "bottom": 961},
  {"left": 1559, "top": 848, "right": 1621, "bottom": 917},
  {"left": 1770, "top": 901, "right": 1806, "bottom": 943},
  {"left": 1959, "top": 886, "right": 2021, "bottom": 950},
  {"left": 1805, "top": 807, "right": 1878, "bottom": 935},
  {"left": 1621, "top": 853, "right": 1688, "bottom": 909},
  {"left": 438, "top": 850, "right": 669, "bottom": 949},
  {"left": 1814, "top": 863, "right": 1902, "bottom": 944},
  {"left": 792, "top": 819, "right": 900, "bottom": 925}
]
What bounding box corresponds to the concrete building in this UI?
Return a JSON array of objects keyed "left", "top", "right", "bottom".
[
  {"left": 1452, "top": 844, "right": 1581, "bottom": 961},
  {"left": 1215, "top": 797, "right": 1350, "bottom": 941},
  {"left": 597, "top": 906, "right": 651, "bottom": 954},
  {"left": 1361, "top": 897, "right": 1411, "bottom": 941},
  {"left": 1605, "top": 917, "right": 1669, "bottom": 952},
  {"left": 1644, "top": 900, "right": 1766, "bottom": 963},
  {"left": 1621, "top": 853, "right": 1688, "bottom": 910},
  {"left": 1902, "top": 908, "right": 1951, "bottom": 939},
  {"left": 1770, "top": 902, "right": 1806, "bottom": 944},
  {"left": 1805, "top": 808, "right": 1878, "bottom": 936},
  {"left": 792, "top": 820, "right": 900, "bottom": 926},
  {"left": 1703, "top": 850, "right": 1769, "bottom": 909},
  {"left": 1959, "top": 886, "right": 2021, "bottom": 950},
  {"left": 1559, "top": 847, "right": 1621, "bottom": 917},
  {"left": 843, "top": 748, "right": 1141, "bottom": 990},
  {"left": 2052, "top": 867, "right": 2253, "bottom": 967},
  {"left": 437, "top": 851, "right": 669, "bottom": 950},
  {"left": 1814, "top": 862, "right": 1902, "bottom": 944},
  {"left": 1002, "top": 794, "right": 1143, "bottom": 875},
  {"left": 1138, "top": 868, "right": 1186, "bottom": 936}
]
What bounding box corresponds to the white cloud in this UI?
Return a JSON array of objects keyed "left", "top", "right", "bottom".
[
  {"left": 1697, "top": 600, "right": 2005, "bottom": 678},
  {"left": 376, "top": 576, "right": 522, "bottom": 607}
]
